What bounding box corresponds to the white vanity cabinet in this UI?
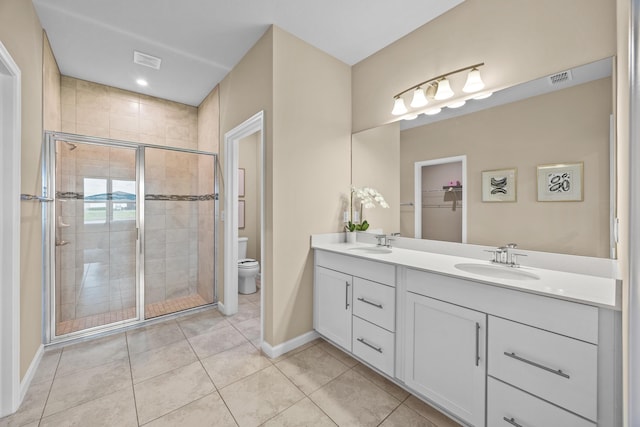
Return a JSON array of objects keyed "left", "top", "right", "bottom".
[
  {"left": 314, "top": 250, "right": 396, "bottom": 376},
  {"left": 404, "top": 292, "right": 487, "bottom": 427}
]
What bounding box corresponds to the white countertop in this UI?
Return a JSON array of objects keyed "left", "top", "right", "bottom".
[{"left": 312, "top": 240, "right": 621, "bottom": 310}]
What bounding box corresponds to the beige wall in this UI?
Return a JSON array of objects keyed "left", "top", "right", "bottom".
[
  {"left": 352, "top": 0, "right": 616, "bottom": 133},
  {"left": 43, "top": 32, "right": 61, "bottom": 132},
  {"left": 401, "top": 78, "right": 612, "bottom": 257},
  {"left": 61, "top": 77, "right": 198, "bottom": 149},
  {"left": 239, "top": 132, "right": 261, "bottom": 263},
  {"left": 0, "top": 0, "right": 44, "bottom": 379},
  {"left": 271, "top": 27, "right": 351, "bottom": 345},
  {"left": 351, "top": 123, "right": 400, "bottom": 233},
  {"left": 219, "top": 27, "right": 273, "bottom": 323},
  {"left": 197, "top": 85, "right": 220, "bottom": 153}
]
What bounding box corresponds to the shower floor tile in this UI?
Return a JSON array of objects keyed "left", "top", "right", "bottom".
[{"left": 55, "top": 294, "right": 209, "bottom": 335}]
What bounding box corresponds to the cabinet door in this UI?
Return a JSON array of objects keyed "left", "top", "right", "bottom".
[
  {"left": 404, "top": 292, "right": 486, "bottom": 427},
  {"left": 314, "top": 266, "right": 352, "bottom": 351}
]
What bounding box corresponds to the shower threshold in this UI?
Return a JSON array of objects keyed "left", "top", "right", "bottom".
[{"left": 56, "top": 294, "right": 209, "bottom": 335}]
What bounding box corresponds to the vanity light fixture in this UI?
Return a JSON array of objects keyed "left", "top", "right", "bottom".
[
  {"left": 403, "top": 113, "right": 419, "bottom": 120},
  {"left": 410, "top": 87, "right": 429, "bottom": 108},
  {"left": 391, "top": 62, "right": 485, "bottom": 115},
  {"left": 473, "top": 92, "right": 493, "bottom": 100},
  {"left": 391, "top": 97, "right": 408, "bottom": 115}
]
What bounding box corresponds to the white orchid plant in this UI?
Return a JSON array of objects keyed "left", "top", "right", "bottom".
[{"left": 345, "top": 186, "right": 389, "bottom": 232}]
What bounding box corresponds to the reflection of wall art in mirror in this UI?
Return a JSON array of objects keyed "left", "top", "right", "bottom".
[
  {"left": 238, "top": 200, "right": 245, "bottom": 229},
  {"left": 482, "top": 168, "right": 517, "bottom": 202},
  {"left": 537, "top": 162, "right": 583, "bottom": 202},
  {"left": 238, "top": 168, "right": 245, "bottom": 198}
]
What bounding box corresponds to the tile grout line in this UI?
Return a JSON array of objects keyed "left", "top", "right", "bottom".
[
  {"left": 124, "top": 332, "right": 142, "bottom": 427},
  {"left": 36, "top": 348, "right": 64, "bottom": 425}
]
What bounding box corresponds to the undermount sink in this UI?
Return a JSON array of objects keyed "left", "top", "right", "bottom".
[
  {"left": 454, "top": 263, "right": 540, "bottom": 281},
  {"left": 348, "top": 246, "right": 392, "bottom": 254}
]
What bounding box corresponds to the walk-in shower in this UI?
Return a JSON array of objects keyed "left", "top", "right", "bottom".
[{"left": 42, "top": 132, "right": 218, "bottom": 341}]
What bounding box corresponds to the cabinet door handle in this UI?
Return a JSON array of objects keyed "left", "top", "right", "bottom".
[
  {"left": 475, "top": 322, "right": 480, "bottom": 366},
  {"left": 357, "top": 297, "right": 383, "bottom": 309},
  {"left": 357, "top": 337, "right": 383, "bottom": 353},
  {"left": 503, "top": 417, "right": 524, "bottom": 427},
  {"left": 503, "top": 351, "right": 570, "bottom": 379},
  {"left": 345, "top": 281, "right": 350, "bottom": 310}
]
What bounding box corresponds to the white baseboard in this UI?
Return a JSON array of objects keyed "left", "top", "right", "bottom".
[
  {"left": 261, "top": 330, "right": 319, "bottom": 359},
  {"left": 19, "top": 344, "right": 43, "bottom": 401}
]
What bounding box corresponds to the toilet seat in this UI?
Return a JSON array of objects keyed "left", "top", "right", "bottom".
[{"left": 238, "top": 258, "right": 259, "bottom": 268}]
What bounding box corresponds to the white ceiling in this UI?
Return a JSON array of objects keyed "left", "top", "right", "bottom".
[{"left": 32, "top": 0, "right": 464, "bottom": 106}]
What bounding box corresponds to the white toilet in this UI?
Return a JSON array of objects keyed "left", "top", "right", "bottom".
[{"left": 238, "top": 237, "right": 260, "bottom": 294}]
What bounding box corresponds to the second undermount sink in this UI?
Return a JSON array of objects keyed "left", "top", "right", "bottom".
[
  {"left": 454, "top": 263, "right": 540, "bottom": 281},
  {"left": 348, "top": 246, "right": 392, "bottom": 255}
]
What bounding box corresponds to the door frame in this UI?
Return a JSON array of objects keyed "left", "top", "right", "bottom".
[
  {"left": 222, "top": 112, "right": 264, "bottom": 333},
  {"left": 0, "top": 41, "right": 22, "bottom": 417},
  {"left": 414, "top": 155, "right": 467, "bottom": 242}
]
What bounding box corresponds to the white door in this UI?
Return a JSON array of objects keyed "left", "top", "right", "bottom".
[
  {"left": 404, "top": 292, "right": 486, "bottom": 426},
  {"left": 314, "top": 266, "right": 352, "bottom": 351}
]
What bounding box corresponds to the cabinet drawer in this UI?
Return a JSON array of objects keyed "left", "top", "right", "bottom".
[
  {"left": 488, "top": 377, "right": 594, "bottom": 427},
  {"left": 352, "top": 316, "right": 394, "bottom": 377},
  {"left": 488, "top": 316, "right": 597, "bottom": 421},
  {"left": 315, "top": 250, "right": 395, "bottom": 286},
  {"left": 353, "top": 277, "right": 395, "bottom": 331}
]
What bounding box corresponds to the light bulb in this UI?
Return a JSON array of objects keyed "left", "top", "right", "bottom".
[
  {"left": 424, "top": 108, "right": 442, "bottom": 116},
  {"left": 410, "top": 87, "right": 428, "bottom": 108},
  {"left": 391, "top": 97, "right": 408, "bottom": 115},
  {"left": 403, "top": 114, "right": 418, "bottom": 120},
  {"left": 434, "top": 78, "right": 454, "bottom": 100},
  {"left": 136, "top": 78, "right": 148, "bottom": 87},
  {"left": 473, "top": 92, "right": 493, "bottom": 100},
  {"left": 447, "top": 100, "right": 466, "bottom": 109},
  {"left": 463, "top": 68, "right": 485, "bottom": 93}
]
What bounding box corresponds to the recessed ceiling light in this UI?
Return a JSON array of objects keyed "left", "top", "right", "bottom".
[{"left": 136, "top": 78, "right": 148, "bottom": 87}]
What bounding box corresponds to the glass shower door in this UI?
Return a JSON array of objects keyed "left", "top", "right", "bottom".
[
  {"left": 143, "top": 147, "right": 216, "bottom": 318},
  {"left": 53, "top": 140, "right": 139, "bottom": 336}
]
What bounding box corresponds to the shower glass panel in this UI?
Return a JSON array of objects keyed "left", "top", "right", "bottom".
[
  {"left": 143, "top": 147, "right": 216, "bottom": 318},
  {"left": 54, "top": 140, "right": 138, "bottom": 336}
]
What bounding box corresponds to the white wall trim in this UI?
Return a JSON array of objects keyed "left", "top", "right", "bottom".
[
  {"left": 414, "top": 155, "right": 467, "bottom": 242},
  {"left": 628, "top": 0, "right": 640, "bottom": 424},
  {"left": 261, "top": 330, "right": 320, "bottom": 359},
  {"left": 0, "top": 41, "right": 22, "bottom": 418},
  {"left": 222, "top": 111, "right": 264, "bottom": 325},
  {"left": 19, "top": 345, "right": 43, "bottom": 402}
]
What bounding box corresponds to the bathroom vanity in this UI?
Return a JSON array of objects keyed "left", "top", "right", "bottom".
[{"left": 312, "top": 234, "right": 621, "bottom": 427}]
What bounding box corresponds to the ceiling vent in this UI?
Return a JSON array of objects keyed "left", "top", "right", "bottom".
[
  {"left": 548, "top": 70, "right": 573, "bottom": 86},
  {"left": 133, "top": 51, "right": 162, "bottom": 70}
]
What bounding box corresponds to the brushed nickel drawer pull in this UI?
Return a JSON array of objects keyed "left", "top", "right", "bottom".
[
  {"left": 475, "top": 322, "right": 480, "bottom": 367},
  {"left": 503, "top": 351, "right": 570, "bottom": 379},
  {"left": 357, "top": 337, "right": 383, "bottom": 353},
  {"left": 503, "top": 417, "right": 523, "bottom": 427},
  {"left": 345, "top": 281, "right": 350, "bottom": 310},
  {"left": 357, "top": 297, "right": 383, "bottom": 309}
]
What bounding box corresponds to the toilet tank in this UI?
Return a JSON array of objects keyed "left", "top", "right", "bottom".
[{"left": 238, "top": 237, "right": 248, "bottom": 259}]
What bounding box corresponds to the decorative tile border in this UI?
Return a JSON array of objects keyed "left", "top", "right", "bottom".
[{"left": 56, "top": 191, "right": 217, "bottom": 201}]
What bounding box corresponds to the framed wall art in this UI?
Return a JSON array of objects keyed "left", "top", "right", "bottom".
[
  {"left": 238, "top": 168, "right": 245, "bottom": 198},
  {"left": 482, "top": 168, "right": 517, "bottom": 202},
  {"left": 537, "top": 162, "right": 583, "bottom": 202}
]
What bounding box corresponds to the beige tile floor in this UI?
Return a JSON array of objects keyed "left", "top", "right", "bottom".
[{"left": 0, "top": 290, "right": 461, "bottom": 427}]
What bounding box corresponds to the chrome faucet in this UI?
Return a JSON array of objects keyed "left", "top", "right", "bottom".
[
  {"left": 486, "top": 243, "right": 526, "bottom": 267},
  {"left": 376, "top": 233, "right": 400, "bottom": 248}
]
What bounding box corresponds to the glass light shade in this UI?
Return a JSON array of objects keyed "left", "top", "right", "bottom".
[
  {"left": 447, "top": 100, "right": 466, "bottom": 109},
  {"left": 403, "top": 114, "right": 418, "bottom": 120},
  {"left": 391, "top": 97, "right": 408, "bottom": 115},
  {"left": 473, "top": 92, "right": 493, "bottom": 100},
  {"left": 463, "top": 68, "right": 485, "bottom": 93},
  {"left": 434, "top": 78, "right": 454, "bottom": 100},
  {"left": 424, "top": 108, "right": 442, "bottom": 116},
  {"left": 410, "top": 88, "right": 428, "bottom": 108}
]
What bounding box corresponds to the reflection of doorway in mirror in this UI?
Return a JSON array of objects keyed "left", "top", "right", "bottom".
[{"left": 414, "top": 156, "right": 466, "bottom": 243}]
